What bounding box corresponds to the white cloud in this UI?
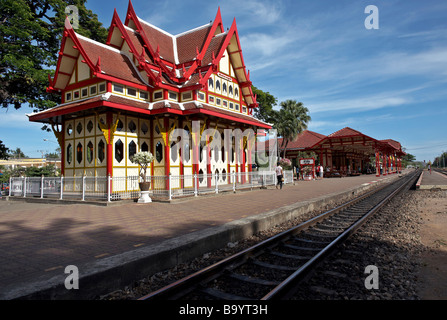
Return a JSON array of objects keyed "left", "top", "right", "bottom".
[
  {"left": 304, "top": 84, "right": 434, "bottom": 115},
  {"left": 227, "top": 0, "right": 284, "bottom": 26}
]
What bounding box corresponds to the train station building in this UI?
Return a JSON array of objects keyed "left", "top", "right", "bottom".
[
  {"left": 279, "top": 127, "right": 405, "bottom": 177},
  {"left": 27, "top": 2, "right": 273, "bottom": 194},
  {"left": 25, "top": 0, "right": 404, "bottom": 196}
]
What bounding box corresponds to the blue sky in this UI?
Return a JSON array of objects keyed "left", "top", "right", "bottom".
[{"left": 1, "top": 0, "right": 447, "bottom": 162}]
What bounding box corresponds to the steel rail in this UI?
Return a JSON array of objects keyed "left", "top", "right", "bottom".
[
  {"left": 261, "top": 169, "right": 420, "bottom": 300},
  {"left": 138, "top": 170, "right": 420, "bottom": 301}
]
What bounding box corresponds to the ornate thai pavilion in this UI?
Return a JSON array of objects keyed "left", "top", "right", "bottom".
[{"left": 28, "top": 2, "right": 272, "bottom": 192}]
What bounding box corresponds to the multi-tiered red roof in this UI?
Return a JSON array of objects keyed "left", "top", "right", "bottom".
[{"left": 30, "top": 1, "right": 269, "bottom": 129}]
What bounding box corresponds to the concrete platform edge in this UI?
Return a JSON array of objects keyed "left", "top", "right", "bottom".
[{"left": 2, "top": 174, "right": 403, "bottom": 300}]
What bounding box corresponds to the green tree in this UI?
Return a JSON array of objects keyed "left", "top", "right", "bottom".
[
  {"left": 8, "top": 147, "right": 28, "bottom": 159},
  {"left": 0, "top": 141, "right": 9, "bottom": 159},
  {"left": 252, "top": 86, "right": 278, "bottom": 123},
  {"left": 0, "top": 0, "right": 108, "bottom": 113},
  {"left": 274, "top": 100, "right": 311, "bottom": 158},
  {"left": 25, "top": 164, "right": 58, "bottom": 177}
]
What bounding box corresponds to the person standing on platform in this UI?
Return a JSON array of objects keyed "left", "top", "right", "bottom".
[
  {"left": 428, "top": 163, "right": 431, "bottom": 174},
  {"left": 319, "top": 164, "right": 324, "bottom": 179},
  {"left": 275, "top": 162, "right": 283, "bottom": 189}
]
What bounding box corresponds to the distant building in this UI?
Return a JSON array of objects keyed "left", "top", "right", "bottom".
[
  {"left": 0, "top": 158, "right": 61, "bottom": 170},
  {"left": 278, "top": 127, "right": 405, "bottom": 177}
]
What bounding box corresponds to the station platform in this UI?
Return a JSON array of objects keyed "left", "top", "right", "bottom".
[
  {"left": 0, "top": 171, "right": 411, "bottom": 299},
  {"left": 416, "top": 170, "right": 447, "bottom": 190}
]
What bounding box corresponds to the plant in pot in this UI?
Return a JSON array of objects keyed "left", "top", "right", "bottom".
[{"left": 130, "top": 151, "right": 154, "bottom": 202}]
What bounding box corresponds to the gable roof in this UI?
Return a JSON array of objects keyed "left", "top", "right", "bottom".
[
  {"left": 48, "top": 1, "right": 258, "bottom": 108},
  {"left": 278, "top": 130, "right": 326, "bottom": 150}
]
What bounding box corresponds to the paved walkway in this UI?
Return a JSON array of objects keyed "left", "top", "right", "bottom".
[
  {"left": 0, "top": 172, "right": 404, "bottom": 298},
  {"left": 418, "top": 169, "right": 447, "bottom": 189}
]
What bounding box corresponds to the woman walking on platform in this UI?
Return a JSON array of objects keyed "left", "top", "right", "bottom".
[{"left": 275, "top": 162, "right": 283, "bottom": 189}]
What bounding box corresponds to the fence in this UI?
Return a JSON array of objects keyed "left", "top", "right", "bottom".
[{"left": 8, "top": 170, "right": 294, "bottom": 202}]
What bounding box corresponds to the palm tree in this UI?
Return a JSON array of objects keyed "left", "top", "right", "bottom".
[{"left": 274, "top": 100, "right": 311, "bottom": 158}]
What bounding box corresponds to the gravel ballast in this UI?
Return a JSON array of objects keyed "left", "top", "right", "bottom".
[{"left": 99, "top": 188, "right": 445, "bottom": 300}]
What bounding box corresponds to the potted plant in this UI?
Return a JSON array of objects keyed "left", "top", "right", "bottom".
[
  {"left": 130, "top": 151, "right": 154, "bottom": 202},
  {"left": 302, "top": 165, "right": 313, "bottom": 180}
]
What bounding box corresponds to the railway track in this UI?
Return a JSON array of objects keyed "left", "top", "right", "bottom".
[{"left": 139, "top": 170, "right": 421, "bottom": 300}]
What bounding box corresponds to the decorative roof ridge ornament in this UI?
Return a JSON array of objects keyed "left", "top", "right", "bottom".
[
  {"left": 194, "top": 101, "right": 202, "bottom": 108},
  {"left": 101, "top": 92, "right": 112, "bottom": 101}
]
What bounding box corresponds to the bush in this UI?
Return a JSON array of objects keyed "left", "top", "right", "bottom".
[{"left": 279, "top": 158, "right": 292, "bottom": 170}]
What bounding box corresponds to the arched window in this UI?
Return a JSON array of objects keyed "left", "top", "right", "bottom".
[
  {"left": 66, "top": 144, "right": 72, "bottom": 164},
  {"left": 156, "top": 141, "right": 163, "bottom": 163},
  {"left": 76, "top": 122, "right": 83, "bottom": 135},
  {"left": 208, "top": 78, "right": 213, "bottom": 89},
  {"left": 66, "top": 124, "right": 73, "bottom": 136},
  {"left": 214, "top": 145, "right": 219, "bottom": 162},
  {"left": 141, "top": 142, "right": 149, "bottom": 152},
  {"left": 76, "top": 142, "right": 83, "bottom": 164},
  {"left": 199, "top": 169, "right": 204, "bottom": 183},
  {"left": 141, "top": 122, "right": 149, "bottom": 135},
  {"left": 115, "top": 139, "right": 124, "bottom": 163},
  {"left": 86, "top": 141, "right": 94, "bottom": 164},
  {"left": 199, "top": 144, "right": 203, "bottom": 162},
  {"left": 128, "top": 120, "right": 137, "bottom": 133},
  {"left": 183, "top": 125, "right": 191, "bottom": 162},
  {"left": 216, "top": 79, "right": 221, "bottom": 91},
  {"left": 235, "top": 87, "right": 239, "bottom": 97},
  {"left": 222, "top": 82, "right": 227, "bottom": 93},
  {"left": 116, "top": 119, "right": 124, "bottom": 132},
  {"left": 229, "top": 85, "right": 233, "bottom": 96},
  {"left": 86, "top": 120, "right": 94, "bottom": 133},
  {"left": 98, "top": 140, "right": 105, "bottom": 163},
  {"left": 171, "top": 141, "right": 178, "bottom": 162},
  {"left": 128, "top": 141, "right": 137, "bottom": 160}
]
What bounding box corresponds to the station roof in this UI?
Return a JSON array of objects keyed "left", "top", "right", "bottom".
[
  {"left": 27, "top": 93, "right": 271, "bottom": 129},
  {"left": 278, "top": 130, "right": 326, "bottom": 150},
  {"left": 278, "top": 127, "right": 404, "bottom": 156}
]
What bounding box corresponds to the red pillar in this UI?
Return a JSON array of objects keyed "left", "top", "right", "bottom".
[
  {"left": 106, "top": 112, "right": 114, "bottom": 178},
  {"left": 178, "top": 117, "right": 184, "bottom": 189},
  {"left": 394, "top": 154, "right": 396, "bottom": 173},
  {"left": 150, "top": 118, "right": 154, "bottom": 180},
  {"left": 192, "top": 122, "right": 199, "bottom": 176},
  {"left": 375, "top": 151, "right": 380, "bottom": 177},
  {"left": 206, "top": 120, "right": 212, "bottom": 188},
  {"left": 241, "top": 137, "right": 246, "bottom": 184},
  {"left": 106, "top": 112, "right": 114, "bottom": 193},
  {"left": 61, "top": 122, "right": 65, "bottom": 175},
  {"left": 164, "top": 117, "right": 170, "bottom": 190}
]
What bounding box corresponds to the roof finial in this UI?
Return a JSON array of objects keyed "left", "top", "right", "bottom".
[{"left": 95, "top": 56, "right": 101, "bottom": 72}]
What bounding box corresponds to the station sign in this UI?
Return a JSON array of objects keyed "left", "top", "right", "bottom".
[{"left": 300, "top": 158, "right": 314, "bottom": 165}]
